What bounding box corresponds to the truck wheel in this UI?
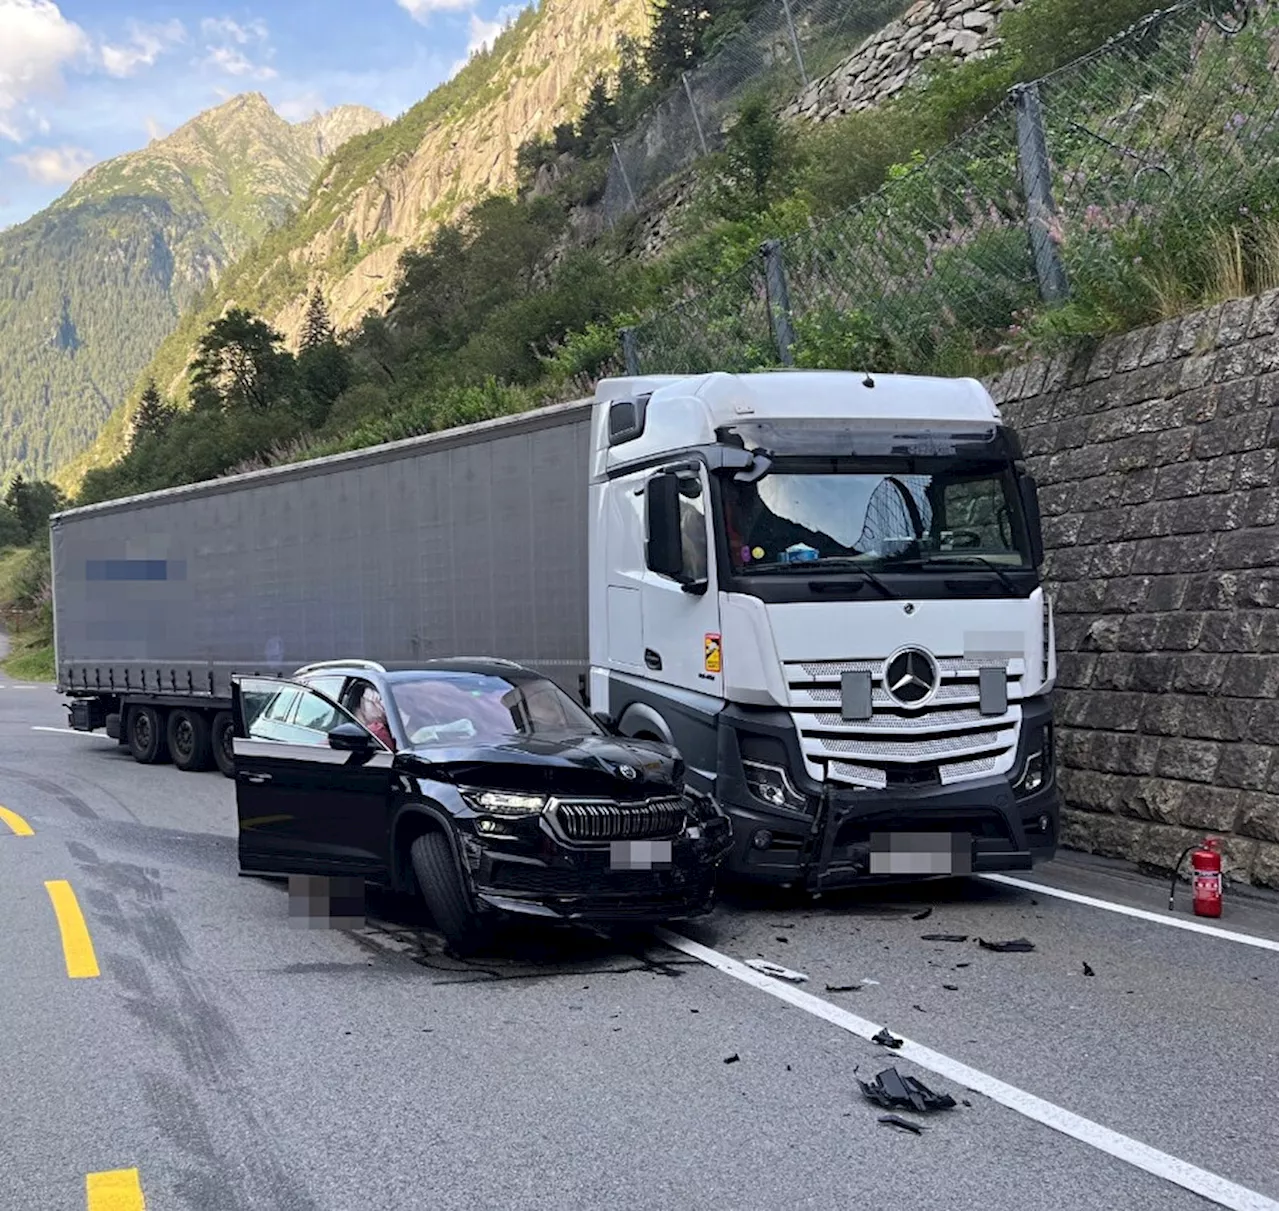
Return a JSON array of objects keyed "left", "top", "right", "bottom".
[
  {"left": 127, "top": 706, "right": 169, "bottom": 764},
  {"left": 168, "top": 708, "right": 213, "bottom": 772},
  {"left": 409, "top": 832, "right": 488, "bottom": 956},
  {"left": 211, "top": 711, "right": 236, "bottom": 779}
]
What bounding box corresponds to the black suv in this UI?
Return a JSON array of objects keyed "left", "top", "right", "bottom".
[{"left": 231, "top": 657, "right": 734, "bottom": 952}]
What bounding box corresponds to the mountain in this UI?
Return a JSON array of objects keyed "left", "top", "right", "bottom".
[
  {"left": 0, "top": 94, "right": 386, "bottom": 484},
  {"left": 58, "top": 0, "right": 648, "bottom": 493}
]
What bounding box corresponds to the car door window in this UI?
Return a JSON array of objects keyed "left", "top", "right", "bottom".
[{"left": 246, "top": 683, "right": 351, "bottom": 746}]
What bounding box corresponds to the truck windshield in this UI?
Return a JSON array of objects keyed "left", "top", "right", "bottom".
[
  {"left": 387, "top": 672, "right": 601, "bottom": 748},
  {"left": 720, "top": 459, "right": 1031, "bottom": 574}
]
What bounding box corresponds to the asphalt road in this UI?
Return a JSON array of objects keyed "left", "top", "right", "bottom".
[{"left": 1, "top": 679, "right": 1276, "bottom": 1211}]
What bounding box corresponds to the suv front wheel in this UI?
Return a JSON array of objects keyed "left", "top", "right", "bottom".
[{"left": 409, "top": 832, "right": 488, "bottom": 956}]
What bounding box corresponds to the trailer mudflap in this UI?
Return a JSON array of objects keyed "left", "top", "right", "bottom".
[{"left": 802, "top": 787, "right": 1034, "bottom": 891}]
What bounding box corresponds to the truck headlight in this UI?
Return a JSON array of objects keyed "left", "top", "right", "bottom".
[
  {"left": 742, "top": 760, "right": 808, "bottom": 813},
  {"left": 1013, "top": 724, "right": 1054, "bottom": 797},
  {"left": 462, "top": 790, "right": 547, "bottom": 815}
]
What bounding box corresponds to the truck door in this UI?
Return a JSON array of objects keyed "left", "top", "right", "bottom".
[
  {"left": 231, "top": 676, "right": 393, "bottom": 877},
  {"left": 639, "top": 465, "right": 724, "bottom": 698}
]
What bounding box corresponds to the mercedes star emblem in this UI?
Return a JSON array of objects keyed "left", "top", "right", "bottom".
[
  {"left": 883, "top": 647, "right": 938, "bottom": 706},
  {"left": 618, "top": 764, "right": 639, "bottom": 780}
]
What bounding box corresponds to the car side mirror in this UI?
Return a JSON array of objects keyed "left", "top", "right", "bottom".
[
  {"left": 1018, "top": 472, "right": 1045, "bottom": 568},
  {"left": 591, "top": 710, "right": 617, "bottom": 735},
  {"left": 645, "top": 472, "right": 686, "bottom": 581},
  {"left": 328, "top": 721, "right": 374, "bottom": 751}
]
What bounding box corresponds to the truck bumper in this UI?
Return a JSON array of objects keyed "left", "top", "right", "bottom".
[{"left": 714, "top": 698, "right": 1058, "bottom": 888}]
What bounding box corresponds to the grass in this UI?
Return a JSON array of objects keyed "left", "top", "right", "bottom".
[{"left": 0, "top": 547, "right": 54, "bottom": 683}]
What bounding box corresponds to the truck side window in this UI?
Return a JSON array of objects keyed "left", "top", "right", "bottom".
[
  {"left": 941, "top": 477, "right": 1011, "bottom": 549},
  {"left": 679, "top": 485, "right": 708, "bottom": 582}
]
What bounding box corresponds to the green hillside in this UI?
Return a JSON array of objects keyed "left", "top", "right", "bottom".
[{"left": 0, "top": 94, "right": 384, "bottom": 485}]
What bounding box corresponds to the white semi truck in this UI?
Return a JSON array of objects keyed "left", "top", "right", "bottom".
[{"left": 54, "top": 368, "right": 1058, "bottom": 888}]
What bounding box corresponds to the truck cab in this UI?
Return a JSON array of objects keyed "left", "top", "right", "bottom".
[{"left": 586, "top": 369, "right": 1059, "bottom": 890}]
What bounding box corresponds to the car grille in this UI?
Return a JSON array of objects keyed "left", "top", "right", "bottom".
[
  {"left": 784, "top": 654, "right": 1023, "bottom": 791},
  {"left": 551, "top": 797, "right": 687, "bottom": 842}
]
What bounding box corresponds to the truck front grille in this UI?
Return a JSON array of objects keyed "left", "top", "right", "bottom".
[
  {"left": 785, "top": 655, "right": 1023, "bottom": 790},
  {"left": 551, "top": 797, "right": 687, "bottom": 842}
]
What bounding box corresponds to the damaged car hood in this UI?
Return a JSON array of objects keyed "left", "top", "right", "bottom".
[{"left": 393, "top": 733, "right": 685, "bottom": 797}]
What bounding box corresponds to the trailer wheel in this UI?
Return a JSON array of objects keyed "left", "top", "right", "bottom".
[
  {"left": 127, "top": 706, "right": 170, "bottom": 764},
  {"left": 211, "top": 711, "right": 236, "bottom": 779},
  {"left": 168, "top": 708, "right": 213, "bottom": 772}
]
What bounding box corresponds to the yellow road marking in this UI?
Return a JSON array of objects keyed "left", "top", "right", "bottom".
[
  {"left": 86, "top": 1168, "right": 146, "bottom": 1210},
  {"left": 0, "top": 804, "right": 34, "bottom": 836},
  {"left": 44, "top": 880, "right": 100, "bottom": 978}
]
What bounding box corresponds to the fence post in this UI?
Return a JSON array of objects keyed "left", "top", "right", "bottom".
[
  {"left": 611, "top": 139, "right": 639, "bottom": 213},
  {"left": 779, "top": 0, "right": 809, "bottom": 88},
  {"left": 1011, "top": 83, "right": 1069, "bottom": 305},
  {"left": 620, "top": 327, "right": 640, "bottom": 376},
  {"left": 682, "top": 72, "right": 710, "bottom": 156},
  {"left": 760, "top": 239, "right": 796, "bottom": 367}
]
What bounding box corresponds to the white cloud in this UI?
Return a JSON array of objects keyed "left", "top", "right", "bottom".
[
  {"left": 277, "top": 90, "right": 327, "bottom": 123},
  {"left": 0, "top": 0, "right": 91, "bottom": 141},
  {"left": 398, "top": 0, "right": 475, "bottom": 23},
  {"left": 448, "top": 6, "right": 522, "bottom": 77},
  {"left": 199, "top": 15, "right": 276, "bottom": 79},
  {"left": 101, "top": 19, "right": 186, "bottom": 78},
  {"left": 144, "top": 115, "right": 168, "bottom": 142},
  {"left": 9, "top": 142, "right": 96, "bottom": 183}
]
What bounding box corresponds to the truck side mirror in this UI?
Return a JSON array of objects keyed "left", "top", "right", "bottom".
[
  {"left": 645, "top": 473, "right": 686, "bottom": 581},
  {"left": 1018, "top": 473, "right": 1045, "bottom": 568}
]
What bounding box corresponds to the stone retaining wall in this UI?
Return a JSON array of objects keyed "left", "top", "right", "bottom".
[
  {"left": 985, "top": 292, "right": 1279, "bottom": 888},
  {"left": 783, "top": 0, "right": 1021, "bottom": 124}
]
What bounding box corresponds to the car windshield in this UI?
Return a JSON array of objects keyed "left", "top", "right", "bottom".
[
  {"left": 720, "top": 459, "right": 1031, "bottom": 573},
  {"left": 387, "top": 672, "right": 599, "bottom": 748}
]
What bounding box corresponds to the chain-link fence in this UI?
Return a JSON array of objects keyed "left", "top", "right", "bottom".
[
  {"left": 602, "top": 0, "right": 908, "bottom": 226},
  {"left": 625, "top": 0, "right": 1279, "bottom": 377}
]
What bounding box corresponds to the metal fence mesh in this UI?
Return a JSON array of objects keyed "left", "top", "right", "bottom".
[
  {"left": 603, "top": 0, "right": 909, "bottom": 226},
  {"left": 628, "top": 0, "right": 1279, "bottom": 376}
]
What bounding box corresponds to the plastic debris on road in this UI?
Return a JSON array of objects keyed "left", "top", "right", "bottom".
[
  {"left": 878, "top": 1114, "right": 923, "bottom": 1134},
  {"left": 871, "top": 1027, "right": 903, "bottom": 1049},
  {"left": 745, "top": 959, "right": 808, "bottom": 983},
  {"left": 977, "top": 937, "right": 1036, "bottom": 952},
  {"left": 859, "top": 1066, "right": 957, "bottom": 1113},
  {"left": 921, "top": 933, "right": 969, "bottom": 943}
]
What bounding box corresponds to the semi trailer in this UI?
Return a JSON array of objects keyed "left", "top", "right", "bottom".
[{"left": 54, "top": 368, "right": 1060, "bottom": 887}]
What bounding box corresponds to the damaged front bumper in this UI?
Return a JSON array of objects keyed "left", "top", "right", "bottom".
[{"left": 463, "top": 808, "right": 735, "bottom": 924}]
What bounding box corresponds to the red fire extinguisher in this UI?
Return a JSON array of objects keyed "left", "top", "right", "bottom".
[{"left": 1169, "top": 836, "right": 1223, "bottom": 918}]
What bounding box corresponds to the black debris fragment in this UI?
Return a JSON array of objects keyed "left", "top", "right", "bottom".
[
  {"left": 859, "top": 1067, "right": 957, "bottom": 1113},
  {"left": 1030, "top": 898, "right": 1039, "bottom": 906},
  {"left": 776, "top": 935, "right": 789, "bottom": 944},
  {"left": 1082, "top": 962, "right": 1095, "bottom": 977},
  {"left": 962, "top": 1099, "right": 972, "bottom": 1108},
  {"left": 912, "top": 907, "right": 933, "bottom": 921},
  {"left": 871, "top": 1027, "right": 903, "bottom": 1049},
  {"left": 977, "top": 937, "right": 1035, "bottom": 952},
  {"left": 912, "top": 1004, "right": 927, "bottom": 1013},
  {"left": 921, "top": 934, "right": 969, "bottom": 943},
  {"left": 690, "top": 1008, "right": 699, "bottom": 1013},
  {"left": 724, "top": 1053, "right": 740, "bottom": 1064},
  {"left": 955, "top": 962, "right": 970, "bottom": 968},
  {"left": 878, "top": 1115, "right": 923, "bottom": 1134},
  {"left": 942, "top": 984, "right": 959, "bottom": 991},
  {"left": 825, "top": 984, "right": 861, "bottom": 993},
  {"left": 786, "top": 1064, "right": 792, "bottom": 1071}
]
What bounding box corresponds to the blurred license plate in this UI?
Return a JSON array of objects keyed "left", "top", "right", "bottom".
[
  {"left": 609, "top": 840, "right": 672, "bottom": 870},
  {"left": 868, "top": 832, "right": 972, "bottom": 875}
]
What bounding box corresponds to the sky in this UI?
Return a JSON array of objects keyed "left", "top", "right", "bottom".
[{"left": 0, "top": 0, "right": 528, "bottom": 229}]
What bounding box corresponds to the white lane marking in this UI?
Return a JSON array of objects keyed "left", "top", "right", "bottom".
[
  {"left": 979, "top": 873, "right": 1280, "bottom": 953},
  {"left": 658, "top": 927, "right": 1279, "bottom": 1211},
  {"left": 31, "top": 726, "right": 108, "bottom": 737}
]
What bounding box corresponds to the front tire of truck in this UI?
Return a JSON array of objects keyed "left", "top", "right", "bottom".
[
  {"left": 127, "top": 706, "right": 169, "bottom": 764},
  {"left": 409, "top": 831, "right": 488, "bottom": 957},
  {"left": 212, "top": 711, "right": 236, "bottom": 779},
  {"left": 168, "top": 708, "right": 213, "bottom": 772}
]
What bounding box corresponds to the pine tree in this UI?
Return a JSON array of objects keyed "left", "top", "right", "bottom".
[
  {"left": 301, "top": 286, "right": 336, "bottom": 351},
  {"left": 132, "top": 379, "right": 174, "bottom": 444}
]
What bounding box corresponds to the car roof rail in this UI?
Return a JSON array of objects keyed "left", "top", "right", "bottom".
[{"left": 293, "top": 658, "right": 387, "bottom": 675}]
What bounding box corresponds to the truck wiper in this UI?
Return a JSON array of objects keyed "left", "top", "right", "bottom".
[
  {"left": 801, "top": 560, "right": 894, "bottom": 598},
  {"left": 926, "top": 554, "right": 1023, "bottom": 595}
]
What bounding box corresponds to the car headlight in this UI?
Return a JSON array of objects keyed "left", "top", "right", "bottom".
[
  {"left": 742, "top": 760, "right": 808, "bottom": 813},
  {"left": 462, "top": 790, "right": 547, "bottom": 815}
]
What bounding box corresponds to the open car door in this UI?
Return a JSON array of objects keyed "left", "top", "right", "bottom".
[{"left": 231, "top": 675, "right": 396, "bottom": 878}]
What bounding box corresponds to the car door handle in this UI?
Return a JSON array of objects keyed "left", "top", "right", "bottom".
[
  {"left": 644, "top": 649, "right": 663, "bottom": 670},
  {"left": 242, "top": 772, "right": 272, "bottom": 784}
]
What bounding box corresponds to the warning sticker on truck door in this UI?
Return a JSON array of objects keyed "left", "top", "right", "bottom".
[{"left": 704, "top": 633, "right": 722, "bottom": 674}]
